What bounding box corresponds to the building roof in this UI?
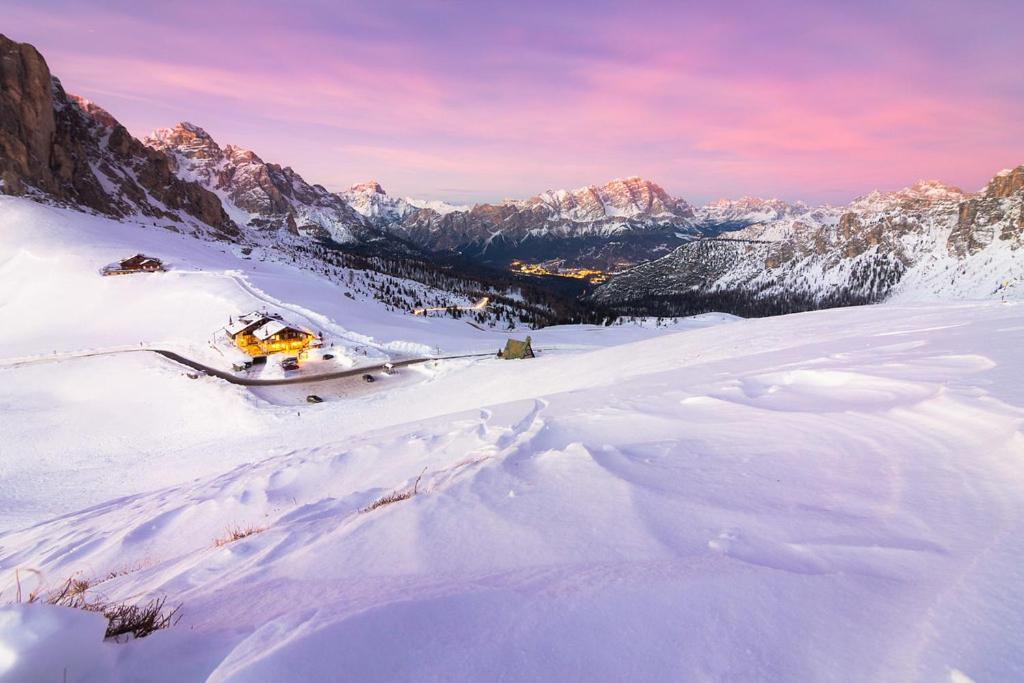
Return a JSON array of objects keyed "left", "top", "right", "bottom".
[
  {"left": 121, "top": 254, "right": 162, "bottom": 267},
  {"left": 225, "top": 311, "right": 310, "bottom": 343},
  {"left": 225, "top": 312, "right": 273, "bottom": 336},
  {"left": 252, "top": 320, "right": 310, "bottom": 341}
]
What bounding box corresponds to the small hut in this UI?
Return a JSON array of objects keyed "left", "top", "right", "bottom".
[
  {"left": 499, "top": 336, "right": 535, "bottom": 360},
  {"left": 102, "top": 254, "right": 165, "bottom": 276}
]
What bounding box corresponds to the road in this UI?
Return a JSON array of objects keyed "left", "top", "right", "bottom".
[
  {"left": 413, "top": 296, "right": 489, "bottom": 316},
  {"left": 154, "top": 350, "right": 496, "bottom": 386}
]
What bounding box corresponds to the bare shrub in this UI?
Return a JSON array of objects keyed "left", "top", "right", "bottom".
[
  {"left": 361, "top": 467, "right": 427, "bottom": 513},
  {"left": 8, "top": 571, "right": 181, "bottom": 641},
  {"left": 214, "top": 524, "right": 266, "bottom": 547},
  {"left": 103, "top": 596, "right": 181, "bottom": 640}
]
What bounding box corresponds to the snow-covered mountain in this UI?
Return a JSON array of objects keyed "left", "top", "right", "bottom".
[
  {"left": 338, "top": 180, "right": 420, "bottom": 223},
  {"left": 367, "top": 176, "right": 702, "bottom": 270},
  {"left": 593, "top": 169, "right": 1024, "bottom": 312},
  {"left": 145, "top": 123, "right": 381, "bottom": 245},
  {"left": 694, "top": 197, "right": 811, "bottom": 232},
  {"left": 3, "top": 31, "right": 1021, "bottom": 315}
]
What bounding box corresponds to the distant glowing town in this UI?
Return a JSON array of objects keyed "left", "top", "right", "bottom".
[{"left": 508, "top": 259, "right": 610, "bottom": 284}]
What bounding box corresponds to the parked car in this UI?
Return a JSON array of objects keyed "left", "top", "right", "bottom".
[
  {"left": 281, "top": 357, "right": 299, "bottom": 371},
  {"left": 322, "top": 353, "right": 335, "bottom": 360},
  {"left": 362, "top": 373, "right": 375, "bottom": 383},
  {"left": 306, "top": 394, "right": 324, "bottom": 404}
]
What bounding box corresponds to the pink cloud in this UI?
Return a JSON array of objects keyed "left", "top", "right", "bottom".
[{"left": 5, "top": 0, "right": 1022, "bottom": 204}]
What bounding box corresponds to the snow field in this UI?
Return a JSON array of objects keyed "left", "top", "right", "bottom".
[{"left": 2, "top": 196, "right": 1024, "bottom": 681}]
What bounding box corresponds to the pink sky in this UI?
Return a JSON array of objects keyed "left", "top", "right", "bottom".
[{"left": 7, "top": 0, "right": 1023, "bottom": 205}]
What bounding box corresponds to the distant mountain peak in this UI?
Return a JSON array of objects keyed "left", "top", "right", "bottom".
[
  {"left": 146, "top": 122, "right": 222, "bottom": 161},
  {"left": 695, "top": 196, "right": 806, "bottom": 231},
  {"left": 66, "top": 94, "right": 118, "bottom": 129},
  {"left": 349, "top": 180, "right": 387, "bottom": 195},
  {"left": 143, "top": 120, "right": 378, "bottom": 242},
  {"left": 985, "top": 165, "right": 1024, "bottom": 198},
  {"left": 175, "top": 121, "right": 213, "bottom": 138},
  {"left": 850, "top": 179, "right": 969, "bottom": 211}
]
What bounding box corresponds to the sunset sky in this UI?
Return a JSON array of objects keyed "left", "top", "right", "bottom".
[{"left": 7, "top": 0, "right": 1023, "bottom": 205}]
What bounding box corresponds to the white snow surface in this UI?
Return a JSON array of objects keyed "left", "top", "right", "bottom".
[
  {"left": 1, "top": 197, "right": 1024, "bottom": 681},
  {"left": 403, "top": 197, "right": 470, "bottom": 215}
]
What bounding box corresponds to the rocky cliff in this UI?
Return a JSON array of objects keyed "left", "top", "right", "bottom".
[
  {"left": 144, "top": 123, "right": 378, "bottom": 245},
  {"left": 0, "top": 34, "right": 237, "bottom": 237}
]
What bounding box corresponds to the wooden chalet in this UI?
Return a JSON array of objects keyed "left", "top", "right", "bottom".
[
  {"left": 102, "top": 254, "right": 165, "bottom": 276},
  {"left": 226, "top": 311, "right": 317, "bottom": 357}
]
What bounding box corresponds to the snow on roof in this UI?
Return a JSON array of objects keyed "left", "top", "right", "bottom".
[
  {"left": 224, "top": 311, "right": 283, "bottom": 336},
  {"left": 225, "top": 316, "right": 266, "bottom": 336},
  {"left": 252, "top": 320, "right": 286, "bottom": 340},
  {"left": 252, "top": 320, "right": 309, "bottom": 341}
]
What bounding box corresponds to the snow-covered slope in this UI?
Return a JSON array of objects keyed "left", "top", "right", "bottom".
[
  {"left": 3, "top": 195, "right": 1024, "bottom": 681},
  {"left": 0, "top": 195, "right": 707, "bottom": 527}
]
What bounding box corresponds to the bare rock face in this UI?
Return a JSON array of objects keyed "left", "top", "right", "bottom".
[
  {"left": 947, "top": 167, "right": 1024, "bottom": 256},
  {"left": 986, "top": 166, "right": 1024, "bottom": 199},
  {"left": 0, "top": 34, "right": 237, "bottom": 237},
  {"left": 145, "top": 123, "right": 376, "bottom": 244},
  {"left": 349, "top": 180, "right": 386, "bottom": 195},
  {"left": 0, "top": 36, "right": 57, "bottom": 193}
]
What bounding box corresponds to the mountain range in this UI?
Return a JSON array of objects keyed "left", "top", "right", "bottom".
[
  {"left": 593, "top": 174, "right": 1024, "bottom": 314},
  {"left": 1, "top": 32, "right": 1021, "bottom": 316}
]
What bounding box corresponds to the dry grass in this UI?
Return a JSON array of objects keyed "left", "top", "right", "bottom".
[
  {"left": 10, "top": 570, "right": 181, "bottom": 641},
  {"left": 96, "top": 561, "right": 148, "bottom": 585},
  {"left": 361, "top": 468, "right": 427, "bottom": 513},
  {"left": 214, "top": 524, "right": 266, "bottom": 547},
  {"left": 103, "top": 596, "right": 181, "bottom": 640}
]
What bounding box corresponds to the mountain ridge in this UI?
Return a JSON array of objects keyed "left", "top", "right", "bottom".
[{"left": 2, "top": 33, "right": 1021, "bottom": 314}]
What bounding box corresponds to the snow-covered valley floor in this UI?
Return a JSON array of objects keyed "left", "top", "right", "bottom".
[{"left": 1, "top": 198, "right": 1023, "bottom": 681}]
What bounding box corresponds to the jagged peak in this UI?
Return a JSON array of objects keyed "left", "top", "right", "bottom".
[
  {"left": 984, "top": 164, "right": 1024, "bottom": 198},
  {"left": 348, "top": 180, "right": 387, "bottom": 195},
  {"left": 529, "top": 176, "right": 670, "bottom": 201},
  {"left": 705, "top": 196, "right": 789, "bottom": 208},
  {"left": 67, "top": 93, "right": 118, "bottom": 129},
  {"left": 146, "top": 121, "right": 217, "bottom": 146},
  {"left": 906, "top": 179, "right": 966, "bottom": 196},
  {"left": 222, "top": 143, "right": 263, "bottom": 165},
  {"left": 174, "top": 121, "right": 212, "bottom": 138},
  {"left": 850, "top": 179, "right": 968, "bottom": 209}
]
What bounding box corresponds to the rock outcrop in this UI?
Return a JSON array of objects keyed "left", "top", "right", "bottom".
[
  {"left": 145, "top": 122, "right": 378, "bottom": 244},
  {"left": 0, "top": 34, "right": 237, "bottom": 237},
  {"left": 947, "top": 166, "right": 1024, "bottom": 257}
]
